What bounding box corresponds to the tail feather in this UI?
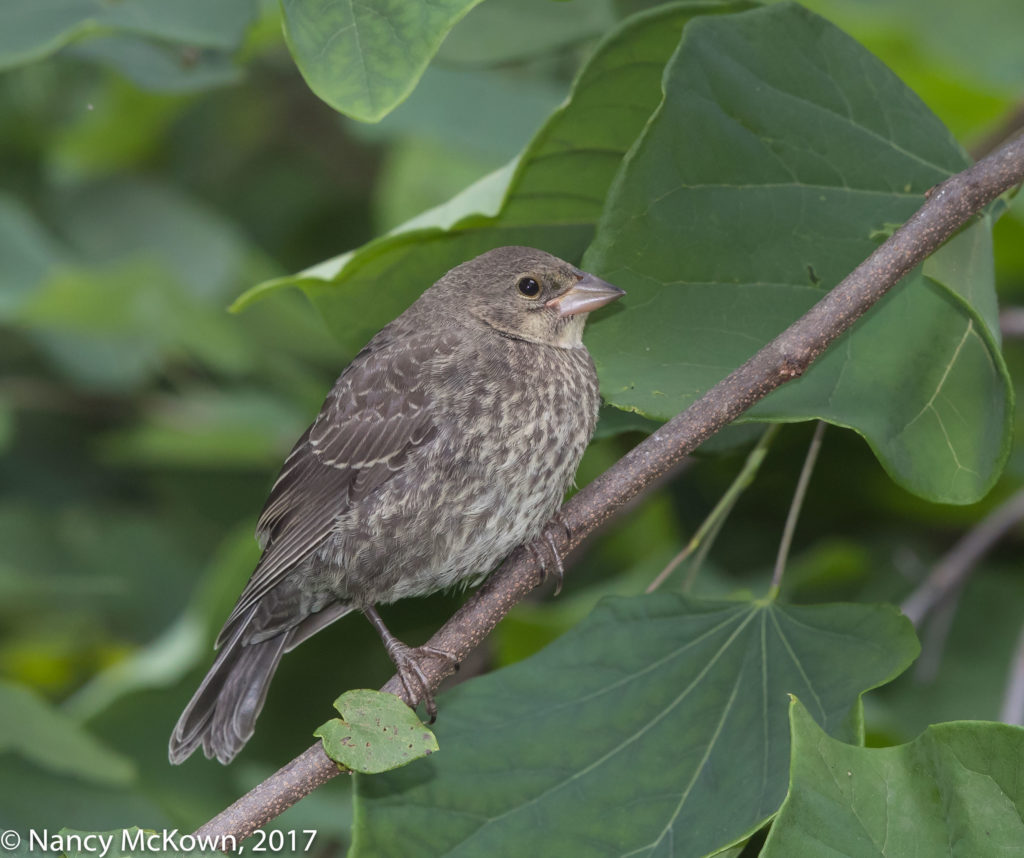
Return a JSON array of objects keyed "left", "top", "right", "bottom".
[
  {"left": 169, "top": 600, "right": 354, "bottom": 765},
  {"left": 169, "top": 620, "right": 287, "bottom": 765}
]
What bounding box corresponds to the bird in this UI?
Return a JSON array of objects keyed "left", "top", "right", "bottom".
[{"left": 168, "top": 246, "right": 625, "bottom": 764}]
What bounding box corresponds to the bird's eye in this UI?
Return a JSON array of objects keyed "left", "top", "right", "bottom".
[{"left": 517, "top": 277, "right": 541, "bottom": 298}]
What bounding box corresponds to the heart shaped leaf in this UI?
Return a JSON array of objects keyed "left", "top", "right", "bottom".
[
  {"left": 315, "top": 689, "right": 438, "bottom": 774},
  {"left": 584, "top": 3, "right": 1010, "bottom": 503}
]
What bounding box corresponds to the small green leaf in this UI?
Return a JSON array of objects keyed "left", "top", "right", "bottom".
[
  {"left": 762, "top": 698, "right": 1024, "bottom": 856},
  {"left": 315, "top": 689, "right": 438, "bottom": 774},
  {"left": 281, "top": 0, "right": 486, "bottom": 123}
]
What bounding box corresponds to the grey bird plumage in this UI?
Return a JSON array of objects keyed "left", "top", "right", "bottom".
[{"left": 169, "top": 246, "right": 624, "bottom": 764}]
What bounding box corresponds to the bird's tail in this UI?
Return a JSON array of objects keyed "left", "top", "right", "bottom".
[
  {"left": 168, "top": 614, "right": 286, "bottom": 765},
  {"left": 169, "top": 602, "right": 352, "bottom": 765}
]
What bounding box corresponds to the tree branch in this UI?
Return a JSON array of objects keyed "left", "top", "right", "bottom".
[
  {"left": 901, "top": 485, "right": 1024, "bottom": 627},
  {"left": 194, "top": 133, "right": 1024, "bottom": 845},
  {"left": 999, "top": 619, "right": 1024, "bottom": 726}
]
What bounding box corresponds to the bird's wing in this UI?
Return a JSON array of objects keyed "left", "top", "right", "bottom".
[{"left": 217, "top": 332, "right": 456, "bottom": 643}]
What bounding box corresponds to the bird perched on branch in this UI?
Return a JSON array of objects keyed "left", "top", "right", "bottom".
[{"left": 169, "top": 246, "right": 624, "bottom": 764}]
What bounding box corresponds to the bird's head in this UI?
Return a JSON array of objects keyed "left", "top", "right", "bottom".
[{"left": 432, "top": 246, "right": 625, "bottom": 349}]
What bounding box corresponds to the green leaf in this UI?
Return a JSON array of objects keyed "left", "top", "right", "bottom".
[
  {"left": 584, "top": 2, "right": 1010, "bottom": 504},
  {"left": 0, "top": 0, "right": 257, "bottom": 70},
  {"left": 351, "top": 595, "right": 918, "bottom": 858},
  {"left": 593, "top": 402, "right": 663, "bottom": 439},
  {"left": 0, "top": 679, "right": 135, "bottom": 785},
  {"left": 241, "top": 1, "right": 755, "bottom": 356},
  {"left": 315, "top": 689, "right": 439, "bottom": 774},
  {"left": 0, "top": 193, "right": 68, "bottom": 318},
  {"left": 97, "top": 389, "right": 307, "bottom": 469},
  {"left": 12, "top": 178, "right": 266, "bottom": 391},
  {"left": 436, "top": 0, "right": 618, "bottom": 65},
  {"left": 62, "top": 614, "right": 205, "bottom": 723},
  {"left": 55, "top": 177, "right": 256, "bottom": 302},
  {"left": 280, "top": 0, "right": 486, "bottom": 123},
  {"left": 66, "top": 35, "right": 242, "bottom": 93},
  {"left": 353, "top": 63, "right": 568, "bottom": 163},
  {"left": 373, "top": 137, "right": 502, "bottom": 233},
  {"left": 48, "top": 80, "right": 188, "bottom": 179},
  {"left": 762, "top": 698, "right": 1024, "bottom": 856},
  {"left": 18, "top": 260, "right": 250, "bottom": 391},
  {"left": 803, "top": 0, "right": 1024, "bottom": 95}
]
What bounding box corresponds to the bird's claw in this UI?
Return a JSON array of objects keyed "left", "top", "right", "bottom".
[
  {"left": 551, "top": 510, "right": 572, "bottom": 545},
  {"left": 385, "top": 639, "right": 458, "bottom": 724},
  {"left": 528, "top": 518, "right": 570, "bottom": 596}
]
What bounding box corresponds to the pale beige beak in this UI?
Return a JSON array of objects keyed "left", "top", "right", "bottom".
[{"left": 545, "top": 273, "right": 625, "bottom": 318}]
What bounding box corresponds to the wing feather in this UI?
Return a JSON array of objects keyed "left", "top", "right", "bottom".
[{"left": 217, "top": 333, "right": 455, "bottom": 643}]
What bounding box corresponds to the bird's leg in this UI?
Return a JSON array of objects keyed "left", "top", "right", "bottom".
[{"left": 362, "top": 606, "right": 458, "bottom": 723}]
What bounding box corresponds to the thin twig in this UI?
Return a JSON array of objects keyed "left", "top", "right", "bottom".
[
  {"left": 999, "top": 307, "right": 1024, "bottom": 338},
  {"left": 969, "top": 100, "right": 1024, "bottom": 161},
  {"left": 647, "top": 424, "right": 779, "bottom": 593},
  {"left": 682, "top": 503, "right": 724, "bottom": 594},
  {"left": 913, "top": 589, "right": 963, "bottom": 683},
  {"left": 999, "top": 620, "right": 1024, "bottom": 725},
  {"left": 193, "top": 132, "right": 1024, "bottom": 846},
  {"left": 901, "top": 486, "right": 1024, "bottom": 627},
  {"left": 769, "top": 422, "right": 826, "bottom": 596}
]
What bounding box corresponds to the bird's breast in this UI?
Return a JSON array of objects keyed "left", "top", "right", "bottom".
[
  {"left": 411, "top": 341, "right": 599, "bottom": 582},
  {"left": 313, "top": 339, "right": 600, "bottom": 606}
]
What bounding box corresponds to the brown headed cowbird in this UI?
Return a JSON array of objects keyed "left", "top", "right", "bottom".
[{"left": 169, "top": 246, "right": 624, "bottom": 764}]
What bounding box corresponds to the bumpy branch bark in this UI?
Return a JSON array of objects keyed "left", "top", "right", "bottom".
[{"left": 194, "top": 133, "right": 1024, "bottom": 845}]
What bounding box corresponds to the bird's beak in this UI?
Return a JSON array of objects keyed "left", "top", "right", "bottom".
[{"left": 545, "top": 273, "right": 626, "bottom": 317}]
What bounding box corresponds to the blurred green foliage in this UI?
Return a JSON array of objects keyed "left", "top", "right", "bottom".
[{"left": 1, "top": 0, "right": 1023, "bottom": 855}]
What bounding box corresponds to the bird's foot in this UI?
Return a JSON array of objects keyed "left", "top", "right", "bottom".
[
  {"left": 384, "top": 639, "right": 458, "bottom": 723},
  {"left": 551, "top": 510, "right": 572, "bottom": 544},
  {"left": 363, "top": 606, "right": 459, "bottom": 722},
  {"left": 528, "top": 516, "right": 571, "bottom": 596}
]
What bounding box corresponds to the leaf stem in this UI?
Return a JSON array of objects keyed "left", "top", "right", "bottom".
[
  {"left": 646, "top": 424, "right": 780, "bottom": 593},
  {"left": 769, "top": 421, "right": 826, "bottom": 598}
]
